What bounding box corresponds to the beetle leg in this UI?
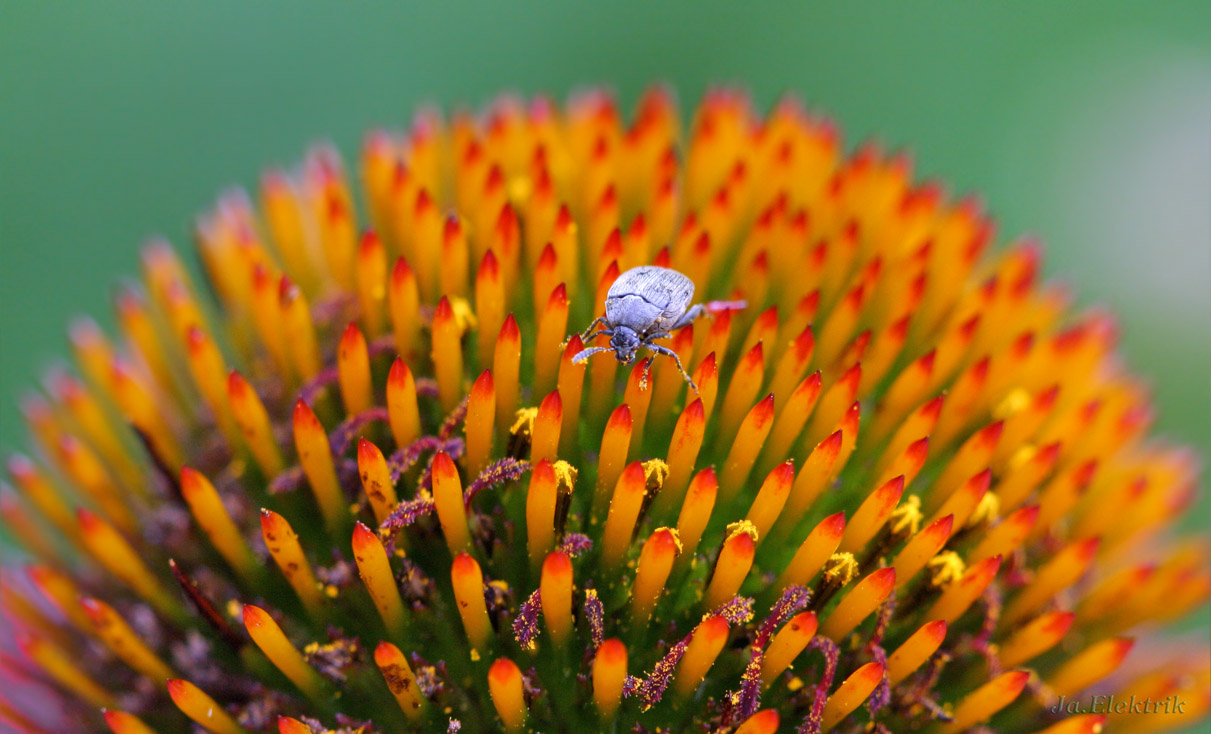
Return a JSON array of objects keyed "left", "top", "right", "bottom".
[
  {"left": 565, "top": 327, "right": 612, "bottom": 350},
  {"left": 704, "top": 299, "right": 748, "bottom": 314},
  {"left": 639, "top": 356, "right": 655, "bottom": 390},
  {"left": 644, "top": 342, "right": 698, "bottom": 393},
  {"left": 578, "top": 317, "right": 609, "bottom": 342},
  {"left": 668, "top": 304, "right": 706, "bottom": 331},
  {"left": 672, "top": 300, "right": 747, "bottom": 330},
  {"left": 571, "top": 346, "right": 615, "bottom": 365}
]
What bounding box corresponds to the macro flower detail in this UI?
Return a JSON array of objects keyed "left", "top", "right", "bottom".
[{"left": 0, "top": 87, "right": 1207, "bottom": 734}]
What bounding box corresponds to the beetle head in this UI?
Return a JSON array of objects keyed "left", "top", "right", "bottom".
[{"left": 609, "top": 326, "right": 641, "bottom": 363}]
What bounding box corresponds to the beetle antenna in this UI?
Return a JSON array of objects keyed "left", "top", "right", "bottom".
[{"left": 571, "top": 346, "right": 614, "bottom": 365}]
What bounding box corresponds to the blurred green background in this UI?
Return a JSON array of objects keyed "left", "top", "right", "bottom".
[
  {"left": 0, "top": 1, "right": 1207, "bottom": 730},
  {"left": 3, "top": 1, "right": 1206, "bottom": 487}
]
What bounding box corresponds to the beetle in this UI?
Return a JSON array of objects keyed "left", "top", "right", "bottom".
[{"left": 570, "top": 265, "right": 746, "bottom": 392}]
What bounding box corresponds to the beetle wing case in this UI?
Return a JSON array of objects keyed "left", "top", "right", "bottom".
[{"left": 605, "top": 266, "right": 696, "bottom": 335}]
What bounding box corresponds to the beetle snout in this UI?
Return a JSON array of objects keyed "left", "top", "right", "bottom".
[{"left": 609, "top": 327, "right": 640, "bottom": 363}]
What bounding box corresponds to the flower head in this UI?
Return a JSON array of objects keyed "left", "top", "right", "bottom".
[{"left": 2, "top": 87, "right": 1208, "bottom": 734}]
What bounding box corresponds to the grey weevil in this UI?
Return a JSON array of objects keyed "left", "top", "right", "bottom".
[{"left": 570, "top": 265, "right": 746, "bottom": 392}]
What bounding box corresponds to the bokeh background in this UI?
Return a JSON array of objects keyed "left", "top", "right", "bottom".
[
  {"left": 0, "top": 2, "right": 1207, "bottom": 727},
  {"left": 4, "top": 1, "right": 1207, "bottom": 512}
]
